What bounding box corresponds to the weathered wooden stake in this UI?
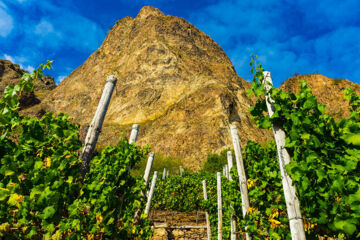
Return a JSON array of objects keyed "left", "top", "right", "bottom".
[
  {"left": 225, "top": 164, "right": 230, "bottom": 179},
  {"left": 263, "top": 71, "right": 306, "bottom": 240},
  {"left": 80, "top": 75, "right": 117, "bottom": 177},
  {"left": 217, "top": 172, "right": 223, "bottom": 240},
  {"left": 162, "top": 168, "right": 166, "bottom": 180},
  {"left": 202, "top": 180, "right": 212, "bottom": 240},
  {"left": 227, "top": 151, "right": 233, "bottom": 181},
  {"left": 134, "top": 152, "right": 154, "bottom": 221},
  {"left": 179, "top": 166, "right": 184, "bottom": 176},
  {"left": 145, "top": 171, "right": 158, "bottom": 215},
  {"left": 230, "top": 125, "right": 251, "bottom": 240},
  {"left": 227, "top": 151, "right": 236, "bottom": 240},
  {"left": 129, "top": 124, "right": 140, "bottom": 144},
  {"left": 223, "top": 166, "right": 226, "bottom": 176},
  {"left": 166, "top": 170, "right": 169, "bottom": 179},
  {"left": 144, "top": 152, "right": 155, "bottom": 186}
]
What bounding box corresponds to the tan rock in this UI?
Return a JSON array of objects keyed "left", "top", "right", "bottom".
[
  {"left": 0, "top": 59, "right": 56, "bottom": 109},
  {"left": 32, "top": 6, "right": 269, "bottom": 169},
  {"left": 153, "top": 228, "right": 168, "bottom": 238},
  {"left": 22, "top": 6, "right": 360, "bottom": 169},
  {"left": 172, "top": 229, "right": 185, "bottom": 237},
  {"left": 280, "top": 74, "right": 360, "bottom": 120}
]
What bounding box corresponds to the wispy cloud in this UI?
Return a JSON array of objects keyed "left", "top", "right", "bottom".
[
  {"left": 34, "top": 20, "right": 55, "bottom": 35},
  {"left": 55, "top": 75, "right": 66, "bottom": 84},
  {"left": 1, "top": 0, "right": 359, "bottom": 86},
  {"left": 0, "top": 2, "right": 13, "bottom": 37},
  {"left": 189, "top": 0, "right": 360, "bottom": 85},
  {"left": 1, "top": 0, "right": 106, "bottom": 82},
  {"left": 3, "top": 54, "right": 34, "bottom": 73}
]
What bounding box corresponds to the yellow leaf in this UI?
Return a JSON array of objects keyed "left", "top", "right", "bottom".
[
  {"left": 8, "top": 193, "right": 23, "bottom": 207},
  {"left": 247, "top": 178, "right": 255, "bottom": 188},
  {"left": 96, "top": 213, "right": 103, "bottom": 225},
  {"left": 248, "top": 207, "right": 256, "bottom": 213},
  {"left": 22, "top": 226, "right": 27, "bottom": 233},
  {"left": 46, "top": 157, "right": 52, "bottom": 168},
  {"left": 270, "top": 219, "right": 281, "bottom": 229},
  {"left": 5, "top": 170, "right": 14, "bottom": 176},
  {"left": 0, "top": 222, "right": 10, "bottom": 232},
  {"left": 269, "top": 209, "right": 279, "bottom": 219},
  {"left": 52, "top": 230, "right": 62, "bottom": 240}
]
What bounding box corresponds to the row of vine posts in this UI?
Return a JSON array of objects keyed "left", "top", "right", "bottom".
[
  {"left": 78, "top": 72, "right": 307, "bottom": 239},
  {"left": 213, "top": 71, "right": 306, "bottom": 239},
  {"left": 76, "top": 74, "right": 160, "bottom": 230}
]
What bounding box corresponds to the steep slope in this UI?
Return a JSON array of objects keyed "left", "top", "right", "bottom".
[
  {"left": 0, "top": 59, "right": 56, "bottom": 109},
  {"left": 281, "top": 74, "right": 360, "bottom": 119},
  {"left": 36, "top": 6, "right": 270, "bottom": 169}
]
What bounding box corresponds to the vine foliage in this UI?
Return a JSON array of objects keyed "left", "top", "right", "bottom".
[{"left": 0, "top": 62, "right": 151, "bottom": 239}]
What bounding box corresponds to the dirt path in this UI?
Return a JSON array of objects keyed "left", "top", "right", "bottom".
[{"left": 149, "top": 210, "right": 208, "bottom": 240}]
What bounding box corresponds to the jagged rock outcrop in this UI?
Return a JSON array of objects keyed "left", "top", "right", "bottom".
[
  {"left": 35, "top": 6, "right": 270, "bottom": 169},
  {"left": 0, "top": 59, "right": 56, "bottom": 109},
  {"left": 281, "top": 74, "right": 360, "bottom": 119}
]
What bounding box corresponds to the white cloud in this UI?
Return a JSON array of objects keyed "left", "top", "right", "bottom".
[
  {"left": 0, "top": 3, "right": 13, "bottom": 37},
  {"left": 3, "top": 53, "right": 15, "bottom": 62},
  {"left": 23, "top": 65, "right": 34, "bottom": 72},
  {"left": 3, "top": 54, "right": 34, "bottom": 73},
  {"left": 34, "top": 20, "right": 54, "bottom": 35},
  {"left": 56, "top": 75, "right": 66, "bottom": 83}
]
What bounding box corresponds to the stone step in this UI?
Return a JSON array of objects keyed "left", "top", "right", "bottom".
[{"left": 150, "top": 210, "right": 209, "bottom": 240}]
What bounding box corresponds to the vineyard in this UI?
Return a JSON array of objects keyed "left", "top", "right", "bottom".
[{"left": 0, "top": 58, "right": 359, "bottom": 239}]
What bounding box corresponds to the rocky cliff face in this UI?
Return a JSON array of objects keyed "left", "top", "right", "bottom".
[
  {"left": 35, "top": 6, "right": 270, "bottom": 169},
  {"left": 281, "top": 74, "right": 360, "bottom": 119},
  {"left": 0, "top": 59, "right": 56, "bottom": 109},
  {"left": 21, "top": 7, "right": 360, "bottom": 169}
]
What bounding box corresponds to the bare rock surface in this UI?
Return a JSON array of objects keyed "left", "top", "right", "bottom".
[
  {"left": 22, "top": 7, "right": 360, "bottom": 169},
  {"left": 280, "top": 74, "right": 360, "bottom": 119},
  {"left": 35, "top": 6, "right": 270, "bottom": 169},
  {"left": 0, "top": 59, "right": 56, "bottom": 109}
]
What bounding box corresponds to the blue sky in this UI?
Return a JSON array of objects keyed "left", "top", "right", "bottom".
[{"left": 0, "top": 0, "right": 359, "bottom": 86}]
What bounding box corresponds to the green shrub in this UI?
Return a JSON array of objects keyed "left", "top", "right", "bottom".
[{"left": 202, "top": 148, "right": 233, "bottom": 173}]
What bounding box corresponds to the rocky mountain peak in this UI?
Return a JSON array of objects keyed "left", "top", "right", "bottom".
[
  {"left": 31, "top": 6, "right": 268, "bottom": 169},
  {"left": 136, "top": 6, "right": 165, "bottom": 20},
  {"left": 18, "top": 6, "right": 360, "bottom": 169}
]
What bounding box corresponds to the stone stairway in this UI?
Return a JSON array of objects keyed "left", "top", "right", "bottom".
[{"left": 149, "top": 210, "right": 208, "bottom": 240}]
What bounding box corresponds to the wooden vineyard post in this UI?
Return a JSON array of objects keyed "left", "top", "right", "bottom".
[
  {"left": 129, "top": 124, "right": 139, "bottom": 144},
  {"left": 217, "top": 172, "right": 223, "bottom": 240},
  {"left": 263, "top": 71, "right": 306, "bottom": 240},
  {"left": 179, "top": 166, "right": 184, "bottom": 176},
  {"left": 162, "top": 168, "right": 166, "bottom": 180},
  {"left": 144, "top": 152, "right": 155, "bottom": 186},
  {"left": 134, "top": 153, "right": 154, "bottom": 221},
  {"left": 202, "top": 180, "right": 212, "bottom": 240},
  {"left": 145, "top": 171, "right": 158, "bottom": 215},
  {"left": 125, "top": 125, "right": 140, "bottom": 174},
  {"left": 230, "top": 125, "right": 251, "bottom": 240},
  {"left": 223, "top": 166, "right": 226, "bottom": 176},
  {"left": 80, "top": 75, "right": 117, "bottom": 178},
  {"left": 142, "top": 152, "right": 155, "bottom": 198},
  {"left": 166, "top": 170, "right": 169, "bottom": 179},
  {"left": 227, "top": 151, "right": 236, "bottom": 240},
  {"left": 225, "top": 164, "right": 229, "bottom": 179},
  {"left": 227, "top": 151, "right": 233, "bottom": 181}
]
